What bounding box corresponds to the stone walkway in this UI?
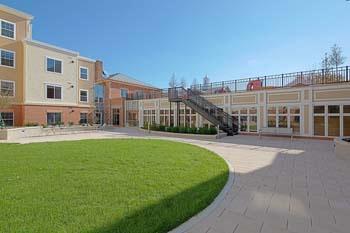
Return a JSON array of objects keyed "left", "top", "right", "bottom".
[{"left": 3, "top": 128, "right": 350, "bottom": 233}]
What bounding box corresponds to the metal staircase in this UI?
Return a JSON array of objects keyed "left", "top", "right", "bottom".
[{"left": 168, "top": 87, "right": 238, "bottom": 136}]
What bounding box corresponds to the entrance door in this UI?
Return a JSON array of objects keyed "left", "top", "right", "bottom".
[{"left": 112, "top": 108, "right": 120, "bottom": 126}]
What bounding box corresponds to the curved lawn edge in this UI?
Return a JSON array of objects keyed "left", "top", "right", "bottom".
[{"left": 168, "top": 144, "right": 235, "bottom": 233}]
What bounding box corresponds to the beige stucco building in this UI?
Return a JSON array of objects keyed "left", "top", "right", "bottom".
[{"left": 0, "top": 4, "right": 97, "bottom": 126}]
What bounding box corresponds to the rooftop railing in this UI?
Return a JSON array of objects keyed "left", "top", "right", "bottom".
[{"left": 126, "top": 66, "right": 349, "bottom": 100}]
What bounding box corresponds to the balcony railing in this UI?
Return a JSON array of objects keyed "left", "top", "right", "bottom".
[{"left": 126, "top": 66, "right": 349, "bottom": 100}]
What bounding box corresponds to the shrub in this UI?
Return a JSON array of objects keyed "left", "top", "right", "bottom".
[
  {"left": 171, "top": 126, "right": 179, "bottom": 133},
  {"left": 25, "top": 122, "right": 39, "bottom": 127},
  {"left": 198, "top": 127, "right": 208, "bottom": 135},
  {"left": 179, "top": 126, "right": 187, "bottom": 133},
  {"left": 158, "top": 125, "right": 166, "bottom": 132},
  {"left": 209, "top": 127, "right": 218, "bottom": 135},
  {"left": 189, "top": 127, "right": 198, "bottom": 134}
]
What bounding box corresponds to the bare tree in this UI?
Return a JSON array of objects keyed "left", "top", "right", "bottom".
[
  {"left": 168, "top": 73, "right": 178, "bottom": 88},
  {"left": 321, "top": 53, "right": 330, "bottom": 71},
  {"left": 191, "top": 78, "right": 198, "bottom": 90},
  {"left": 329, "top": 44, "right": 346, "bottom": 69},
  {"left": 180, "top": 77, "right": 187, "bottom": 88}
]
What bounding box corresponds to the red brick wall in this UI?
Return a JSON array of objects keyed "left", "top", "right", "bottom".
[{"left": 23, "top": 105, "right": 93, "bottom": 126}]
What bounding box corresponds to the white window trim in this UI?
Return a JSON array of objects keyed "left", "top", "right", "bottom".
[
  {"left": 0, "top": 18, "right": 16, "bottom": 40},
  {"left": 79, "top": 66, "right": 89, "bottom": 80},
  {"left": 0, "top": 48, "right": 16, "bottom": 68},
  {"left": 0, "top": 80, "right": 15, "bottom": 97},
  {"left": 45, "top": 83, "right": 63, "bottom": 100},
  {"left": 79, "top": 89, "right": 89, "bottom": 103},
  {"left": 45, "top": 56, "right": 63, "bottom": 74}
]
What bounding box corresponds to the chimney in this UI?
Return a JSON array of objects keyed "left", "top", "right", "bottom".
[{"left": 95, "top": 60, "right": 104, "bottom": 82}]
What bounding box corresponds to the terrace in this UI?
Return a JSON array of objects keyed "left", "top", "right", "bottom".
[{"left": 126, "top": 66, "right": 350, "bottom": 100}]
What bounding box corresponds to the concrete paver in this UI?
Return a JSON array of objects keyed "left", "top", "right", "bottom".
[{"left": 4, "top": 128, "right": 350, "bottom": 233}]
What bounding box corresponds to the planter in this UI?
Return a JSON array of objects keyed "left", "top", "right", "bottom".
[
  {"left": 0, "top": 126, "right": 98, "bottom": 140},
  {"left": 138, "top": 128, "right": 226, "bottom": 140},
  {"left": 335, "top": 137, "right": 350, "bottom": 160}
]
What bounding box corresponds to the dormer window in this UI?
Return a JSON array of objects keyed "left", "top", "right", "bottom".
[{"left": 1, "top": 19, "right": 15, "bottom": 39}]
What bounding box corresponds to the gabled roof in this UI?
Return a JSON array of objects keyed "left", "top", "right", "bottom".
[{"left": 107, "top": 73, "right": 157, "bottom": 89}]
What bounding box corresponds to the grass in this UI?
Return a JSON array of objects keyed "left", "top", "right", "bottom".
[{"left": 0, "top": 139, "right": 228, "bottom": 233}]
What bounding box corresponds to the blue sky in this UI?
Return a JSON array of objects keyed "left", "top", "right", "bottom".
[{"left": 5, "top": 0, "right": 350, "bottom": 87}]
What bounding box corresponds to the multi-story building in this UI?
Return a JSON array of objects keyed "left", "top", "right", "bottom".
[{"left": 0, "top": 4, "right": 98, "bottom": 126}]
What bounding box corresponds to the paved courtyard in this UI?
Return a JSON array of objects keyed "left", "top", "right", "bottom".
[{"left": 3, "top": 128, "right": 350, "bottom": 233}]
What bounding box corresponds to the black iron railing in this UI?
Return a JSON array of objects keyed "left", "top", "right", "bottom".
[
  {"left": 190, "top": 66, "right": 349, "bottom": 95},
  {"left": 126, "top": 66, "right": 349, "bottom": 100}
]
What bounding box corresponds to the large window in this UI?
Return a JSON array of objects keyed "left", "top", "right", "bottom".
[
  {"left": 160, "top": 109, "right": 169, "bottom": 126},
  {"left": 143, "top": 110, "right": 156, "bottom": 125},
  {"left": 1, "top": 20, "right": 15, "bottom": 39},
  {"left": 328, "top": 105, "right": 340, "bottom": 137},
  {"left": 1, "top": 49, "right": 15, "bottom": 67},
  {"left": 46, "top": 57, "right": 62, "bottom": 73},
  {"left": 232, "top": 107, "right": 258, "bottom": 132},
  {"left": 80, "top": 90, "right": 88, "bottom": 102},
  {"left": 0, "top": 80, "right": 14, "bottom": 96},
  {"left": 80, "top": 67, "right": 88, "bottom": 80},
  {"left": 344, "top": 105, "right": 350, "bottom": 136},
  {"left": 80, "top": 113, "right": 88, "bottom": 124},
  {"left": 46, "top": 85, "right": 62, "bottom": 99},
  {"left": 267, "top": 105, "right": 300, "bottom": 134},
  {"left": 0, "top": 112, "right": 14, "bottom": 127},
  {"left": 47, "top": 112, "right": 61, "bottom": 125},
  {"left": 313, "top": 104, "right": 349, "bottom": 137},
  {"left": 120, "top": 89, "right": 128, "bottom": 98}
]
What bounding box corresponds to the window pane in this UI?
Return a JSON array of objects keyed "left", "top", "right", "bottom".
[
  {"left": 80, "top": 68, "right": 88, "bottom": 79},
  {"left": 278, "top": 106, "right": 288, "bottom": 114},
  {"left": 249, "top": 107, "right": 257, "bottom": 115},
  {"left": 47, "top": 58, "right": 55, "bottom": 72},
  {"left": 343, "top": 105, "right": 350, "bottom": 114},
  {"left": 278, "top": 116, "right": 288, "bottom": 128},
  {"left": 0, "top": 81, "right": 14, "bottom": 96},
  {"left": 290, "top": 116, "right": 300, "bottom": 134},
  {"left": 47, "top": 86, "right": 55, "bottom": 98},
  {"left": 290, "top": 107, "right": 300, "bottom": 114},
  {"left": 314, "top": 116, "right": 325, "bottom": 136},
  {"left": 1, "top": 21, "right": 15, "bottom": 38},
  {"left": 80, "top": 113, "right": 88, "bottom": 124},
  {"left": 1, "top": 50, "right": 14, "bottom": 67},
  {"left": 240, "top": 108, "right": 247, "bottom": 114},
  {"left": 268, "top": 107, "right": 276, "bottom": 114},
  {"left": 314, "top": 106, "right": 325, "bottom": 114},
  {"left": 54, "top": 86, "right": 62, "bottom": 99},
  {"left": 328, "top": 105, "right": 340, "bottom": 114},
  {"left": 240, "top": 116, "right": 247, "bottom": 132},
  {"left": 328, "top": 116, "right": 340, "bottom": 137},
  {"left": 80, "top": 90, "right": 87, "bottom": 102},
  {"left": 231, "top": 109, "right": 239, "bottom": 115},
  {"left": 55, "top": 60, "right": 62, "bottom": 73},
  {"left": 249, "top": 115, "right": 257, "bottom": 132},
  {"left": 0, "top": 112, "right": 14, "bottom": 126},
  {"left": 268, "top": 116, "right": 276, "bottom": 127},
  {"left": 344, "top": 116, "right": 350, "bottom": 136}
]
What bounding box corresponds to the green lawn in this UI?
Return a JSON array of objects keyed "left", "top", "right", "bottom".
[{"left": 0, "top": 139, "right": 228, "bottom": 233}]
